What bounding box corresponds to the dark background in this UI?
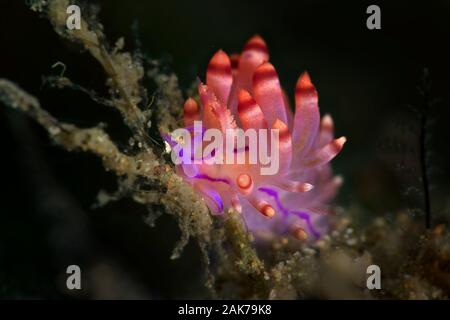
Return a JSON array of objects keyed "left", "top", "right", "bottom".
[{"left": 0, "top": 0, "right": 449, "bottom": 298}]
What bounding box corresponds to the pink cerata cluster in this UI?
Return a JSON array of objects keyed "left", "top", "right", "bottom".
[{"left": 165, "top": 36, "right": 346, "bottom": 241}]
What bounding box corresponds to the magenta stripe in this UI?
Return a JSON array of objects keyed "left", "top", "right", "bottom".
[
  {"left": 194, "top": 173, "right": 230, "bottom": 185},
  {"left": 258, "top": 187, "right": 321, "bottom": 238}
]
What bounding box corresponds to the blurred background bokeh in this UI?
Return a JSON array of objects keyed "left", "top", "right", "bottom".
[{"left": 0, "top": 0, "right": 449, "bottom": 298}]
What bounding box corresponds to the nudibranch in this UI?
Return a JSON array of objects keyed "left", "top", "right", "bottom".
[{"left": 165, "top": 36, "right": 346, "bottom": 241}]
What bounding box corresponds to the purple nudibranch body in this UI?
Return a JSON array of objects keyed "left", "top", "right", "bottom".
[{"left": 165, "top": 36, "right": 346, "bottom": 240}]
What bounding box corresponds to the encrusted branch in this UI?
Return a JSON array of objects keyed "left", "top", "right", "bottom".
[
  {"left": 45, "top": 0, "right": 151, "bottom": 150},
  {"left": 0, "top": 75, "right": 215, "bottom": 257},
  {"left": 33, "top": 0, "right": 218, "bottom": 256}
]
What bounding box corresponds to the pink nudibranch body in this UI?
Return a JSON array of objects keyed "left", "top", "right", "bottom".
[{"left": 167, "top": 36, "right": 346, "bottom": 240}]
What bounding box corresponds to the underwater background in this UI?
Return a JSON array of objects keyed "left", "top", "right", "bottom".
[{"left": 0, "top": 0, "right": 450, "bottom": 298}]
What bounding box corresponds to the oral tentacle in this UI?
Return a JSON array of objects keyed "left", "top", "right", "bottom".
[
  {"left": 272, "top": 118, "right": 292, "bottom": 172},
  {"left": 302, "top": 136, "right": 346, "bottom": 169},
  {"left": 237, "top": 89, "right": 267, "bottom": 130},
  {"left": 252, "top": 62, "right": 288, "bottom": 127},
  {"left": 206, "top": 50, "right": 233, "bottom": 104},
  {"left": 292, "top": 72, "right": 320, "bottom": 157}
]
